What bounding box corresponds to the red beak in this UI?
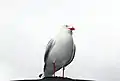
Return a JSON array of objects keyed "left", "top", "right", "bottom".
[{"left": 68, "top": 27, "right": 75, "bottom": 30}]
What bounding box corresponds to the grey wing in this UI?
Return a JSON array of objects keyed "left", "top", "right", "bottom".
[
  {"left": 64, "top": 44, "right": 76, "bottom": 67},
  {"left": 44, "top": 39, "right": 55, "bottom": 63}
]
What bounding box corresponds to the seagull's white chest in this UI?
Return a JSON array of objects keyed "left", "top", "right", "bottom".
[{"left": 47, "top": 33, "right": 73, "bottom": 65}]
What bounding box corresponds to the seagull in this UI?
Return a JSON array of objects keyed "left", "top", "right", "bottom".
[{"left": 39, "top": 25, "right": 76, "bottom": 78}]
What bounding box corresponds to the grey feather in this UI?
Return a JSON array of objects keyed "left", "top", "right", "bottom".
[
  {"left": 44, "top": 39, "right": 55, "bottom": 63},
  {"left": 44, "top": 39, "right": 55, "bottom": 72}
]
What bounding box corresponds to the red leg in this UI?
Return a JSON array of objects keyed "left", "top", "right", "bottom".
[
  {"left": 53, "top": 62, "right": 56, "bottom": 77},
  {"left": 63, "top": 67, "right": 65, "bottom": 78}
]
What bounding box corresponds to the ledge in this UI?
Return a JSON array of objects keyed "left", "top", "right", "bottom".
[{"left": 12, "top": 77, "right": 94, "bottom": 81}]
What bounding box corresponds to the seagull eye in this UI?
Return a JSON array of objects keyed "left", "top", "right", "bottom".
[{"left": 65, "top": 25, "right": 69, "bottom": 27}]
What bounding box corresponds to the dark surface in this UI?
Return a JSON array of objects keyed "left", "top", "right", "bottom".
[{"left": 12, "top": 77, "right": 94, "bottom": 81}]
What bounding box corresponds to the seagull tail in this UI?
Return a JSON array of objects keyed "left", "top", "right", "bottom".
[{"left": 39, "top": 73, "right": 45, "bottom": 78}]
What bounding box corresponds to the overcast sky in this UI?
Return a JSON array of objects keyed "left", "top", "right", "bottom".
[{"left": 0, "top": 0, "right": 120, "bottom": 81}]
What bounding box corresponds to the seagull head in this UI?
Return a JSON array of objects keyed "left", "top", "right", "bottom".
[
  {"left": 64, "top": 25, "right": 75, "bottom": 31},
  {"left": 63, "top": 25, "right": 75, "bottom": 35}
]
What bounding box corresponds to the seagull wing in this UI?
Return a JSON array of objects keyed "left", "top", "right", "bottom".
[{"left": 44, "top": 39, "right": 55, "bottom": 63}]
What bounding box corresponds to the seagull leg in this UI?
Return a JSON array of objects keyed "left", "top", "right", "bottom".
[
  {"left": 53, "top": 61, "right": 56, "bottom": 77},
  {"left": 62, "top": 66, "right": 65, "bottom": 78}
]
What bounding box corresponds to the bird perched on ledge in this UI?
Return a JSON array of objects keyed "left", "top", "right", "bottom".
[{"left": 39, "top": 25, "right": 76, "bottom": 78}]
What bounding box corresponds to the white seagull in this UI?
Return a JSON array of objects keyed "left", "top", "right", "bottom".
[{"left": 39, "top": 25, "right": 76, "bottom": 78}]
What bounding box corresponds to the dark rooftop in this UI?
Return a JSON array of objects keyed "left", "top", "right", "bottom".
[{"left": 12, "top": 77, "right": 94, "bottom": 81}]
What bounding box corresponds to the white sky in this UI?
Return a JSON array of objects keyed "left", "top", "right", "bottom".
[{"left": 0, "top": 0, "right": 120, "bottom": 81}]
